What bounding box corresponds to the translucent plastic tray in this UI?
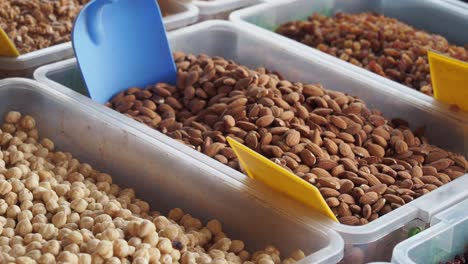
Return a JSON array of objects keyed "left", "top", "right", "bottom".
[
  {"left": 392, "top": 199, "right": 468, "bottom": 264},
  {"left": 0, "top": 78, "right": 344, "bottom": 264},
  {"left": 34, "top": 21, "right": 468, "bottom": 263},
  {"left": 0, "top": 0, "right": 198, "bottom": 78},
  {"left": 442, "top": 0, "right": 468, "bottom": 9},
  {"left": 193, "top": 0, "right": 259, "bottom": 20},
  {"left": 230, "top": 0, "right": 468, "bottom": 122}
]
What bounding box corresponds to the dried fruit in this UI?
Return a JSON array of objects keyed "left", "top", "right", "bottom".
[{"left": 276, "top": 12, "right": 468, "bottom": 96}]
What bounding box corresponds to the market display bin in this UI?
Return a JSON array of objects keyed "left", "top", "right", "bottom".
[
  {"left": 392, "top": 199, "right": 468, "bottom": 264},
  {"left": 0, "top": 0, "right": 198, "bottom": 78},
  {"left": 193, "top": 0, "right": 259, "bottom": 21},
  {"left": 34, "top": 21, "right": 468, "bottom": 263},
  {"left": 230, "top": 0, "right": 468, "bottom": 120},
  {"left": 0, "top": 78, "right": 344, "bottom": 264}
]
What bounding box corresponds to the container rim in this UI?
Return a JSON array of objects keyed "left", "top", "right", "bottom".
[{"left": 193, "top": 0, "right": 258, "bottom": 15}]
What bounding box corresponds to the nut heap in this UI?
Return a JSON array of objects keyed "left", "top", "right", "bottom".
[
  {"left": 0, "top": 0, "right": 90, "bottom": 54},
  {"left": 0, "top": 0, "right": 170, "bottom": 54},
  {"left": 275, "top": 12, "right": 468, "bottom": 96},
  {"left": 0, "top": 111, "right": 305, "bottom": 264},
  {"left": 107, "top": 52, "right": 468, "bottom": 225}
]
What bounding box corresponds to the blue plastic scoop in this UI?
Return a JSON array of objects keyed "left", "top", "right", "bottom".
[{"left": 72, "top": 0, "right": 176, "bottom": 103}]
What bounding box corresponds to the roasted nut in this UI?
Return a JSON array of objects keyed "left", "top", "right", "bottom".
[{"left": 105, "top": 54, "right": 467, "bottom": 226}]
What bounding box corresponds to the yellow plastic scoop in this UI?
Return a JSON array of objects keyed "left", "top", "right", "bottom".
[
  {"left": 0, "top": 27, "right": 20, "bottom": 57},
  {"left": 428, "top": 50, "right": 468, "bottom": 111},
  {"left": 227, "top": 137, "right": 338, "bottom": 222}
]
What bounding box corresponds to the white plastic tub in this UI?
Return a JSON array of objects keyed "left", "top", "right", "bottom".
[
  {"left": 193, "top": 0, "right": 259, "bottom": 21},
  {"left": 392, "top": 199, "right": 468, "bottom": 264},
  {"left": 35, "top": 21, "right": 468, "bottom": 263},
  {"left": 0, "top": 0, "right": 198, "bottom": 78},
  {"left": 230, "top": 0, "right": 468, "bottom": 121},
  {"left": 0, "top": 78, "right": 344, "bottom": 264}
]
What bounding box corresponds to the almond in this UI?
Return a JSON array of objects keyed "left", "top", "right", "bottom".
[
  {"left": 300, "top": 149, "right": 316, "bottom": 166},
  {"left": 352, "top": 146, "right": 370, "bottom": 158},
  {"left": 204, "top": 142, "right": 226, "bottom": 157},
  {"left": 359, "top": 191, "right": 379, "bottom": 205},
  {"left": 372, "top": 198, "right": 386, "bottom": 213},
  {"left": 256, "top": 115, "right": 275, "bottom": 128},
  {"left": 339, "top": 179, "right": 354, "bottom": 194},
  {"left": 339, "top": 216, "right": 360, "bottom": 226},
  {"left": 285, "top": 130, "right": 301, "bottom": 147},
  {"left": 362, "top": 204, "right": 372, "bottom": 219},
  {"left": 394, "top": 139, "right": 408, "bottom": 154},
  {"left": 338, "top": 202, "right": 352, "bottom": 217},
  {"left": 374, "top": 173, "right": 395, "bottom": 185},
  {"left": 316, "top": 177, "right": 340, "bottom": 190},
  {"left": 330, "top": 116, "right": 348, "bottom": 129},
  {"left": 311, "top": 167, "right": 332, "bottom": 178},
  {"left": 323, "top": 138, "right": 338, "bottom": 155},
  {"left": 316, "top": 158, "right": 338, "bottom": 171},
  {"left": 338, "top": 194, "right": 355, "bottom": 205},
  {"left": 383, "top": 194, "right": 405, "bottom": 205},
  {"left": 326, "top": 197, "right": 340, "bottom": 207},
  {"left": 429, "top": 158, "right": 454, "bottom": 171},
  {"left": 303, "top": 84, "right": 324, "bottom": 96},
  {"left": 339, "top": 142, "right": 354, "bottom": 158},
  {"left": 366, "top": 143, "right": 385, "bottom": 157},
  {"left": 359, "top": 172, "right": 381, "bottom": 186},
  {"left": 319, "top": 187, "right": 340, "bottom": 198},
  {"left": 368, "top": 184, "right": 387, "bottom": 195}
]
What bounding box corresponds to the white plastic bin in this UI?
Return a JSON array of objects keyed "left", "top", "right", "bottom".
[
  {"left": 35, "top": 21, "right": 468, "bottom": 263},
  {"left": 193, "top": 0, "right": 259, "bottom": 21},
  {"left": 0, "top": 0, "right": 198, "bottom": 78},
  {"left": 0, "top": 78, "right": 345, "bottom": 264},
  {"left": 392, "top": 199, "right": 468, "bottom": 264},
  {"left": 230, "top": 0, "right": 468, "bottom": 121}
]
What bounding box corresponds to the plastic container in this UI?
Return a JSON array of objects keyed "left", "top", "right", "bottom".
[
  {"left": 442, "top": 0, "right": 468, "bottom": 9},
  {"left": 0, "top": 78, "right": 344, "bottom": 264},
  {"left": 34, "top": 21, "right": 468, "bottom": 263},
  {"left": 193, "top": 0, "right": 259, "bottom": 21},
  {"left": 392, "top": 199, "right": 468, "bottom": 264},
  {"left": 0, "top": 0, "right": 198, "bottom": 78},
  {"left": 230, "top": 0, "right": 468, "bottom": 120}
]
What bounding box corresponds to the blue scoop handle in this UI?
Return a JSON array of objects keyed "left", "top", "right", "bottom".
[{"left": 72, "top": 0, "right": 177, "bottom": 104}]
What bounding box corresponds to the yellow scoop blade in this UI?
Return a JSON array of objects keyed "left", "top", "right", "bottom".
[
  {"left": 428, "top": 51, "right": 468, "bottom": 111},
  {"left": 0, "top": 27, "right": 20, "bottom": 57},
  {"left": 227, "top": 137, "right": 338, "bottom": 222}
]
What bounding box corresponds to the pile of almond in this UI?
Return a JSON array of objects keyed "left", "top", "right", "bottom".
[
  {"left": 107, "top": 52, "right": 468, "bottom": 225},
  {"left": 275, "top": 12, "right": 468, "bottom": 96}
]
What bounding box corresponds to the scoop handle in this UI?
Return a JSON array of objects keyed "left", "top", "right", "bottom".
[{"left": 84, "top": 0, "right": 118, "bottom": 45}]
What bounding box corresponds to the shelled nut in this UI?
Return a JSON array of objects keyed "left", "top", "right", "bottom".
[{"left": 108, "top": 52, "right": 468, "bottom": 225}]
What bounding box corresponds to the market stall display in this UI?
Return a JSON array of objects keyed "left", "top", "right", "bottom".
[
  {"left": 275, "top": 12, "right": 468, "bottom": 96},
  {"left": 106, "top": 51, "right": 467, "bottom": 225},
  {"left": 0, "top": 78, "right": 345, "bottom": 264},
  {"left": 230, "top": 0, "right": 468, "bottom": 111},
  {"left": 0, "top": 0, "right": 198, "bottom": 78},
  {"left": 34, "top": 21, "right": 468, "bottom": 263}
]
